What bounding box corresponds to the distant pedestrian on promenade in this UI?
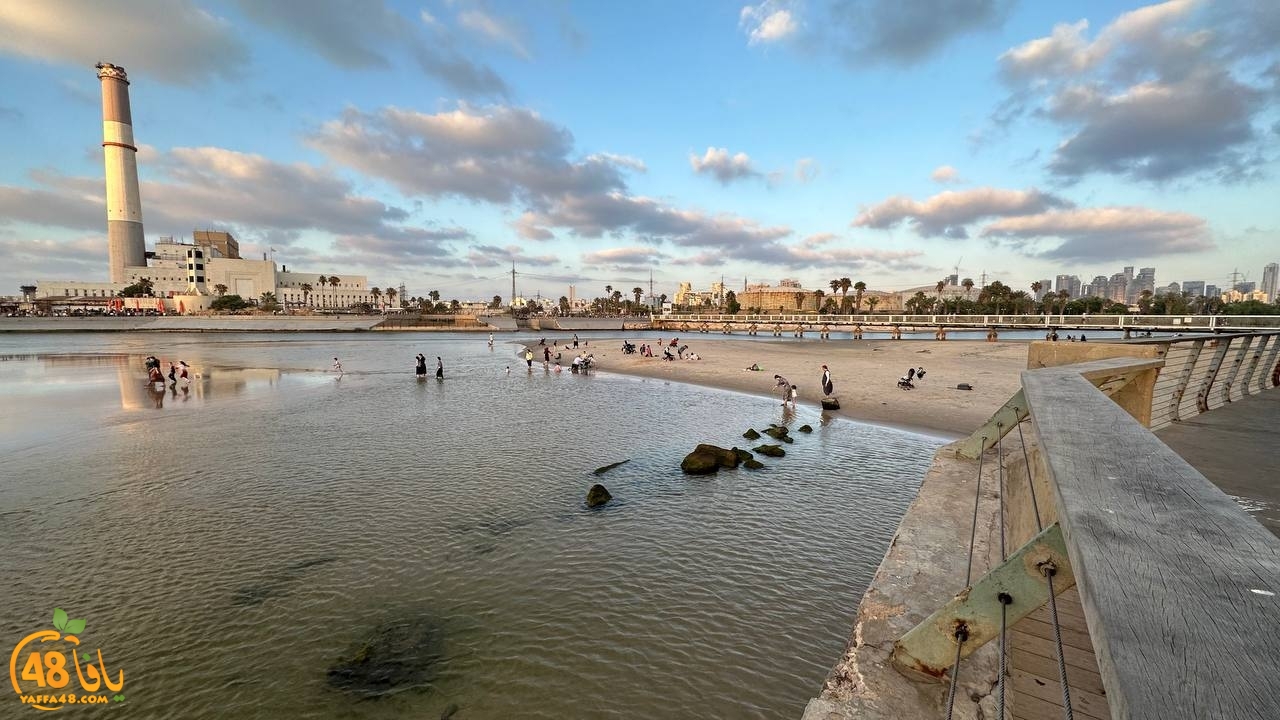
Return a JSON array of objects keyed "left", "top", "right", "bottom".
[
  {"left": 821, "top": 365, "right": 834, "bottom": 397},
  {"left": 415, "top": 353, "right": 427, "bottom": 377},
  {"left": 436, "top": 356, "right": 444, "bottom": 380}
]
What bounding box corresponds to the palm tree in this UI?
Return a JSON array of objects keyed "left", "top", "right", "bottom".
[
  {"left": 935, "top": 280, "right": 946, "bottom": 311},
  {"left": 301, "top": 283, "right": 313, "bottom": 307},
  {"left": 214, "top": 283, "right": 228, "bottom": 297},
  {"left": 317, "top": 276, "right": 328, "bottom": 308},
  {"left": 866, "top": 296, "right": 880, "bottom": 314},
  {"left": 794, "top": 291, "right": 806, "bottom": 310},
  {"left": 370, "top": 287, "right": 382, "bottom": 310},
  {"left": 839, "top": 277, "right": 852, "bottom": 313},
  {"left": 386, "top": 287, "right": 397, "bottom": 309},
  {"left": 962, "top": 278, "right": 974, "bottom": 304},
  {"left": 632, "top": 287, "right": 643, "bottom": 309},
  {"left": 829, "top": 279, "right": 841, "bottom": 301},
  {"left": 328, "top": 275, "right": 341, "bottom": 309},
  {"left": 429, "top": 290, "right": 440, "bottom": 303},
  {"left": 1030, "top": 281, "right": 1043, "bottom": 311},
  {"left": 1057, "top": 289, "right": 1070, "bottom": 315},
  {"left": 611, "top": 290, "right": 622, "bottom": 310},
  {"left": 853, "top": 281, "right": 866, "bottom": 313}
]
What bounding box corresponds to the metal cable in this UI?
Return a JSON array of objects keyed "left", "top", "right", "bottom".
[
  {"left": 997, "top": 425, "right": 1006, "bottom": 562},
  {"left": 943, "top": 625, "right": 969, "bottom": 720},
  {"left": 964, "top": 438, "right": 987, "bottom": 587},
  {"left": 1044, "top": 567, "right": 1075, "bottom": 720},
  {"left": 998, "top": 595, "right": 1011, "bottom": 720},
  {"left": 1014, "top": 414, "right": 1044, "bottom": 532}
]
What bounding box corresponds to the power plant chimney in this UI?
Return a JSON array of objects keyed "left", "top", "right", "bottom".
[{"left": 96, "top": 62, "right": 146, "bottom": 283}]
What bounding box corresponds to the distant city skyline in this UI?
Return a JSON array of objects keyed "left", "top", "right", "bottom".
[{"left": 1, "top": 1, "right": 1277, "bottom": 301}]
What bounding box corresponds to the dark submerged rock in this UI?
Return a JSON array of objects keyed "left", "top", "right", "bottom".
[
  {"left": 763, "top": 426, "right": 789, "bottom": 440},
  {"left": 821, "top": 398, "right": 841, "bottom": 410},
  {"left": 753, "top": 444, "right": 786, "bottom": 457},
  {"left": 732, "top": 447, "right": 754, "bottom": 463},
  {"left": 327, "top": 616, "right": 443, "bottom": 698},
  {"left": 744, "top": 458, "right": 765, "bottom": 470},
  {"left": 586, "top": 484, "right": 613, "bottom": 507},
  {"left": 593, "top": 459, "right": 630, "bottom": 476},
  {"left": 681, "top": 443, "right": 740, "bottom": 474},
  {"left": 742, "top": 428, "right": 761, "bottom": 440},
  {"left": 798, "top": 424, "right": 813, "bottom": 433}
]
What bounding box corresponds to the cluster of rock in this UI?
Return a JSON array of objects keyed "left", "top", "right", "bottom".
[{"left": 679, "top": 422, "right": 815, "bottom": 475}]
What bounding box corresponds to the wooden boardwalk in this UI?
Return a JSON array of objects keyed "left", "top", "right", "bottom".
[{"left": 1009, "top": 586, "right": 1107, "bottom": 719}]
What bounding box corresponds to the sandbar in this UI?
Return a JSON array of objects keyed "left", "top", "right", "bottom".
[{"left": 597, "top": 338, "right": 1029, "bottom": 437}]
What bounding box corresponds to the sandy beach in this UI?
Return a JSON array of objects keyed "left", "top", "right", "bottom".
[{"left": 595, "top": 338, "right": 1030, "bottom": 437}]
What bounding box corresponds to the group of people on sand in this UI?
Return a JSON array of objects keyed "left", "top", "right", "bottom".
[
  {"left": 145, "top": 355, "right": 189, "bottom": 385},
  {"left": 630, "top": 337, "right": 700, "bottom": 361},
  {"left": 769, "top": 364, "right": 837, "bottom": 408}
]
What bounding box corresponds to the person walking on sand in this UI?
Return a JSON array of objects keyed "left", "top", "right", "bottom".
[
  {"left": 178, "top": 361, "right": 190, "bottom": 383},
  {"left": 168, "top": 361, "right": 178, "bottom": 384},
  {"left": 773, "top": 374, "right": 791, "bottom": 406},
  {"left": 415, "top": 353, "right": 427, "bottom": 378},
  {"left": 821, "top": 364, "right": 834, "bottom": 397},
  {"left": 332, "top": 357, "right": 343, "bottom": 376},
  {"left": 525, "top": 348, "right": 534, "bottom": 370},
  {"left": 573, "top": 333, "right": 579, "bottom": 349},
  {"left": 436, "top": 356, "right": 444, "bottom": 380},
  {"left": 488, "top": 333, "right": 494, "bottom": 348}
]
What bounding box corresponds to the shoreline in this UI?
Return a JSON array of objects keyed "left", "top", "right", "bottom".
[{"left": 591, "top": 338, "right": 1028, "bottom": 437}]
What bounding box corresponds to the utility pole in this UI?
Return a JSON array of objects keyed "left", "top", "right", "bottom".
[
  {"left": 511, "top": 262, "right": 517, "bottom": 308},
  {"left": 649, "top": 269, "right": 654, "bottom": 307},
  {"left": 980, "top": 270, "right": 988, "bottom": 287},
  {"left": 1230, "top": 268, "right": 1242, "bottom": 291}
]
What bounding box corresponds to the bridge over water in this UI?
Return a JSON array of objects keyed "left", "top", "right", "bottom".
[{"left": 659, "top": 313, "right": 1280, "bottom": 335}]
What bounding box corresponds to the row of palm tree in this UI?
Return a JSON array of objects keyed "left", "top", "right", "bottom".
[{"left": 825, "top": 278, "right": 869, "bottom": 313}]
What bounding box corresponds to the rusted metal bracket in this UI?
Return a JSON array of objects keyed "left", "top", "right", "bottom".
[
  {"left": 954, "top": 388, "right": 1027, "bottom": 459},
  {"left": 891, "top": 523, "right": 1075, "bottom": 679}
]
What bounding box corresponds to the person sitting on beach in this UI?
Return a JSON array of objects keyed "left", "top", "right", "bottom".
[
  {"left": 687, "top": 352, "right": 701, "bottom": 360},
  {"left": 663, "top": 347, "right": 675, "bottom": 361},
  {"left": 745, "top": 363, "right": 762, "bottom": 371},
  {"left": 670, "top": 337, "right": 679, "bottom": 347},
  {"left": 147, "top": 365, "right": 164, "bottom": 384}
]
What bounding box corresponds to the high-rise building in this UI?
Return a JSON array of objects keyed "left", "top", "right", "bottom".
[
  {"left": 1182, "top": 280, "right": 1205, "bottom": 297},
  {"left": 192, "top": 230, "right": 240, "bottom": 259},
  {"left": 1205, "top": 284, "right": 1220, "bottom": 299},
  {"left": 1260, "top": 263, "right": 1278, "bottom": 300},
  {"left": 1034, "top": 279, "right": 1053, "bottom": 299},
  {"left": 1234, "top": 281, "right": 1256, "bottom": 293},
  {"left": 1107, "top": 273, "right": 1129, "bottom": 303},
  {"left": 1163, "top": 282, "right": 1180, "bottom": 296},
  {"left": 1055, "top": 274, "right": 1081, "bottom": 299},
  {"left": 1131, "top": 267, "right": 1156, "bottom": 302},
  {"left": 1084, "top": 275, "right": 1108, "bottom": 298}
]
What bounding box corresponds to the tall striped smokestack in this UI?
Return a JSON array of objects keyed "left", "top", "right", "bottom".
[{"left": 96, "top": 62, "right": 146, "bottom": 283}]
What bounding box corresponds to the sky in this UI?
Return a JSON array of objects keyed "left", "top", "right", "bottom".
[{"left": 0, "top": 0, "right": 1277, "bottom": 302}]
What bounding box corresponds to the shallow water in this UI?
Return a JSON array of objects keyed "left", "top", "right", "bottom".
[{"left": 0, "top": 333, "right": 946, "bottom": 719}]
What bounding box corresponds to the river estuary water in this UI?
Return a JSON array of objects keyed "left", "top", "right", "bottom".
[{"left": 0, "top": 332, "right": 945, "bottom": 719}]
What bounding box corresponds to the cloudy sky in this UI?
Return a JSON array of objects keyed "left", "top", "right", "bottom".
[{"left": 1, "top": 0, "right": 1276, "bottom": 300}]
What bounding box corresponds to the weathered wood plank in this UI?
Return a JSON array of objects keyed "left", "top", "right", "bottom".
[
  {"left": 1010, "top": 683, "right": 1109, "bottom": 720},
  {"left": 1011, "top": 646, "right": 1107, "bottom": 696},
  {"left": 1013, "top": 669, "right": 1111, "bottom": 719},
  {"left": 1011, "top": 629, "right": 1103, "bottom": 673},
  {"left": 1023, "top": 358, "right": 1280, "bottom": 720}
]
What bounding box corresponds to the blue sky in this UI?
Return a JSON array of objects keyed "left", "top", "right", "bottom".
[{"left": 1, "top": 0, "right": 1277, "bottom": 301}]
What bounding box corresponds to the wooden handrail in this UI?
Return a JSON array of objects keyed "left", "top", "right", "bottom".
[{"left": 1022, "top": 357, "right": 1280, "bottom": 719}]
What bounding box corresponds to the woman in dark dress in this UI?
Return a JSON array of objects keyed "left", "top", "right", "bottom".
[
  {"left": 415, "top": 353, "right": 427, "bottom": 377},
  {"left": 436, "top": 356, "right": 444, "bottom": 380}
]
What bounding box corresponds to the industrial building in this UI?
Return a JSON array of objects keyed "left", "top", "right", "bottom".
[{"left": 33, "top": 63, "right": 371, "bottom": 311}]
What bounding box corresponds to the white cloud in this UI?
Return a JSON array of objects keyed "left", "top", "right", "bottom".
[
  {"left": 689, "top": 147, "right": 761, "bottom": 184},
  {"left": 458, "top": 9, "right": 531, "bottom": 59},
  {"left": 0, "top": 0, "right": 247, "bottom": 84},
  {"left": 795, "top": 158, "right": 820, "bottom": 182},
  {"left": 981, "top": 206, "right": 1214, "bottom": 261},
  {"left": 853, "top": 187, "right": 1073, "bottom": 237},
  {"left": 930, "top": 165, "right": 961, "bottom": 183},
  {"left": 741, "top": 2, "right": 799, "bottom": 45}
]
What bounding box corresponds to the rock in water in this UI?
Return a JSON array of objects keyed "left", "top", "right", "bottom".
[
  {"left": 821, "top": 398, "right": 840, "bottom": 410},
  {"left": 732, "top": 447, "right": 754, "bottom": 464},
  {"left": 753, "top": 444, "right": 786, "bottom": 457},
  {"left": 680, "top": 443, "right": 740, "bottom": 474},
  {"left": 593, "top": 460, "right": 630, "bottom": 475},
  {"left": 586, "top": 484, "right": 613, "bottom": 507},
  {"left": 798, "top": 424, "right": 813, "bottom": 433},
  {"left": 742, "top": 428, "right": 761, "bottom": 440},
  {"left": 744, "top": 459, "right": 765, "bottom": 470},
  {"left": 327, "top": 617, "right": 443, "bottom": 698},
  {"left": 763, "top": 426, "right": 789, "bottom": 440}
]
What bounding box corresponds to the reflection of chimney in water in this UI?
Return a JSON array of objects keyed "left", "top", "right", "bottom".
[{"left": 96, "top": 63, "right": 146, "bottom": 284}]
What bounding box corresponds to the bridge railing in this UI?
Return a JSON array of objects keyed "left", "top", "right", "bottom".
[
  {"left": 658, "top": 313, "right": 1280, "bottom": 330},
  {"left": 894, "top": 333, "right": 1280, "bottom": 718}
]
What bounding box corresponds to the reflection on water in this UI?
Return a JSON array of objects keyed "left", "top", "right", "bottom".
[{"left": 0, "top": 333, "right": 946, "bottom": 719}]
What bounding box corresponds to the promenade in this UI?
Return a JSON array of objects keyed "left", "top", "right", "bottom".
[{"left": 1158, "top": 389, "right": 1280, "bottom": 537}]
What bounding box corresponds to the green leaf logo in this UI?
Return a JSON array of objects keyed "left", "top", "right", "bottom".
[
  {"left": 82, "top": 652, "right": 93, "bottom": 663},
  {"left": 51, "top": 608, "right": 87, "bottom": 635},
  {"left": 112, "top": 694, "right": 125, "bottom": 703}
]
